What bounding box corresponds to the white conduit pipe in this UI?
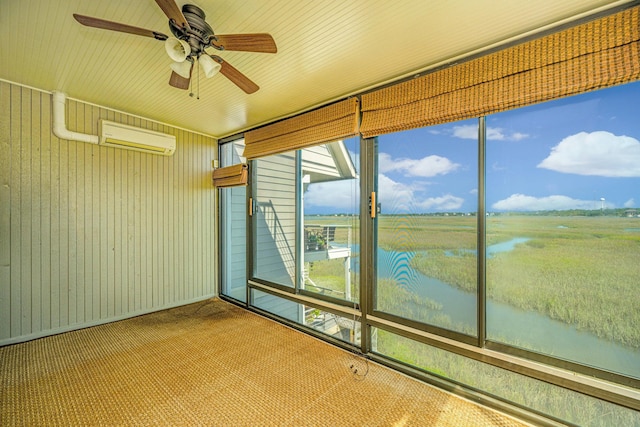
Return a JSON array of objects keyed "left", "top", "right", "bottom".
[{"left": 52, "top": 91, "right": 99, "bottom": 144}]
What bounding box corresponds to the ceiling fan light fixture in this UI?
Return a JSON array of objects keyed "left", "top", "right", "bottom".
[
  {"left": 165, "top": 37, "right": 191, "bottom": 62},
  {"left": 199, "top": 54, "right": 221, "bottom": 78},
  {"left": 170, "top": 60, "right": 192, "bottom": 79}
]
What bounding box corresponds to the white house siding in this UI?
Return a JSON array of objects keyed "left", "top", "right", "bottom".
[
  {"left": 0, "top": 82, "right": 217, "bottom": 345},
  {"left": 253, "top": 153, "right": 296, "bottom": 287}
]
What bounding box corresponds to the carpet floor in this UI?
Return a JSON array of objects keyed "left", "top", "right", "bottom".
[{"left": 1, "top": 298, "right": 532, "bottom": 426}]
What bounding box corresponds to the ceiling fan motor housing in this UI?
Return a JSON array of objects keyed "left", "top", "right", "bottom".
[{"left": 169, "top": 4, "right": 215, "bottom": 56}]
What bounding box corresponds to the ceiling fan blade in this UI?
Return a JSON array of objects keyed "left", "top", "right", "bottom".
[
  {"left": 155, "top": 0, "right": 190, "bottom": 30},
  {"left": 73, "top": 14, "right": 168, "bottom": 40},
  {"left": 211, "top": 34, "right": 277, "bottom": 53},
  {"left": 212, "top": 56, "right": 259, "bottom": 94},
  {"left": 169, "top": 66, "right": 192, "bottom": 90}
]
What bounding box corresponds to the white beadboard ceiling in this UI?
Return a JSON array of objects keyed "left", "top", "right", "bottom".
[{"left": 0, "top": 0, "right": 635, "bottom": 139}]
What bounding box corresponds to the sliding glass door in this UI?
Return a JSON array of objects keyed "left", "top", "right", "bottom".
[{"left": 372, "top": 119, "right": 479, "bottom": 340}]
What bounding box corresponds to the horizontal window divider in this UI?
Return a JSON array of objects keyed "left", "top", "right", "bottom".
[
  {"left": 485, "top": 340, "right": 640, "bottom": 391},
  {"left": 248, "top": 278, "right": 296, "bottom": 295},
  {"left": 249, "top": 280, "right": 361, "bottom": 318},
  {"left": 367, "top": 314, "right": 640, "bottom": 411},
  {"left": 370, "top": 309, "right": 478, "bottom": 346},
  {"left": 298, "top": 289, "right": 360, "bottom": 311}
]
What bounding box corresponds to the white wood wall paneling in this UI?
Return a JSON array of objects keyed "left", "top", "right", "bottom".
[
  {"left": 0, "top": 82, "right": 11, "bottom": 339},
  {"left": 0, "top": 83, "right": 217, "bottom": 345}
]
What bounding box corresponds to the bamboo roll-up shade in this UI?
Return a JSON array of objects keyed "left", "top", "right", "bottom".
[
  {"left": 360, "top": 6, "right": 640, "bottom": 138},
  {"left": 212, "top": 163, "right": 248, "bottom": 187},
  {"left": 244, "top": 98, "right": 359, "bottom": 159}
]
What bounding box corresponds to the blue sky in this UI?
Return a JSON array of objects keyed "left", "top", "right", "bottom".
[{"left": 304, "top": 81, "right": 640, "bottom": 214}]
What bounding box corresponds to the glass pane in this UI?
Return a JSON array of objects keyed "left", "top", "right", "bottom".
[
  {"left": 486, "top": 82, "right": 640, "bottom": 378},
  {"left": 220, "top": 187, "right": 246, "bottom": 301},
  {"left": 252, "top": 151, "right": 297, "bottom": 287},
  {"left": 251, "top": 288, "right": 361, "bottom": 345},
  {"left": 372, "top": 327, "right": 640, "bottom": 426},
  {"left": 375, "top": 120, "right": 478, "bottom": 336},
  {"left": 301, "top": 138, "right": 360, "bottom": 303},
  {"left": 220, "top": 140, "right": 247, "bottom": 302},
  {"left": 251, "top": 288, "right": 300, "bottom": 322}
]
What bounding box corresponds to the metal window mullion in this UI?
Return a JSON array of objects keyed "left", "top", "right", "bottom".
[
  {"left": 295, "top": 150, "right": 303, "bottom": 292},
  {"left": 360, "top": 136, "right": 377, "bottom": 355},
  {"left": 246, "top": 158, "right": 254, "bottom": 306},
  {"left": 478, "top": 117, "right": 487, "bottom": 347}
]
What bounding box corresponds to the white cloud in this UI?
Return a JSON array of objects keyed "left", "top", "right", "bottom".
[
  {"left": 624, "top": 198, "right": 635, "bottom": 208},
  {"left": 452, "top": 125, "right": 478, "bottom": 140},
  {"left": 469, "top": 188, "right": 478, "bottom": 195},
  {"left": 452, "top": 124, "right": 528, "bottom": 141},
  {"left": 511, "top": 132, "right": 530, "bottom": 141},
  {"left": 377, "top": 174, "right": 415, "bottom": 212},
  {"left": 416, "top": 194, "right": 464, "bottom": 211},
  {"left": 538, "top": 131, "right": 640, "bottom": 177},
  {"left": 304, "top": 180, "right": 360, "bottom": 211},
  {"left": 377, "top": 174, "right": 464, "bottom": 212},
  {"left": 487, "top": 127, "right": 506, "bottom": 141},
  {"left": 379, "top": 152, "right": 460, "bottom": 177},
  {"left": 492, "top": 194, "right": 604, "bottom": 211}
]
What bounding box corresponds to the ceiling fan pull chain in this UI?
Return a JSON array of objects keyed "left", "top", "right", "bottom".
[{"left": 189, "top": 70, "right": 194, "bottom": 97}]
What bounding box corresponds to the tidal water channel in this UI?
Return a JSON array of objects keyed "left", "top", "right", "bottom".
[{"left": 367, "top": 238, "right": 640, "bottom": 379}]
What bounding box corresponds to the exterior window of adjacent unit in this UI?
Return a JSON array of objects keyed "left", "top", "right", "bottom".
[{"left": 485, "top": 81, "right": 640, "bottom": 381}]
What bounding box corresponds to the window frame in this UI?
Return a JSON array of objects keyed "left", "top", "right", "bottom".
[
  {"left": 247, "top": 142, "right": 363, "bottom": 312},
  {"left": 225, "top": 96, "right": 640, "bottom": 417}
]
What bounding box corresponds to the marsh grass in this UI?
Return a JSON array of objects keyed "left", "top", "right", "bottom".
[
  {"left": 486, "top": 218, "right": 640, "bottom": 348},
  {"left": 378, "top": 214, "right": 640, "bottom": 348},
  {"left": 377, "top": 215, "right": 477, "bottom": 251},
  {"left": 305, "top": 258, "right": 359, "bottom": 301},
  {"left": 306, "top": 214, "right": 640, "bottom": 348}
]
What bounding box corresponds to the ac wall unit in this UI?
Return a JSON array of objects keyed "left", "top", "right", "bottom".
[{"left": 99, "top": 120, "right": 176, "bottom": 156}]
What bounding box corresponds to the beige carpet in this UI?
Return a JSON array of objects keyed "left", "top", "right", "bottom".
[{"left": 0, "top": 298, "right": 532, "bottom": 426}]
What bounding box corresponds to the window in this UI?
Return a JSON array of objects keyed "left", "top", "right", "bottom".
[
  {"left": 241, "top": 82, "right": 640, "bottom": 421},
  {"left": 252, "top": 151, "right": 297, "bottom": 288},
  {"left": 230, "top": 9, "right": 640, "bottom": 421},
  {"left": 374, "top": 120, "right": 478, "bottom": 337},
  {"left": 486, "top": 82, "right": 640, "bottom": 379},
  {"left": 252, "top": 289, "right": 361, "bottom": 345},
  {"left": 219, "top": 139, "right": 247, "bottom": 302},
  {"left": 301, "top": 138, "right": 359, "bottom": 303},
  {"left": 251, "top": 138, "right": 360, "bottom": 303}
]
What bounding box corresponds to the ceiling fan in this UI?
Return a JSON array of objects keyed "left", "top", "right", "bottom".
[{"left": 73, "top": 0, "right": 277, "bottom": 94}]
